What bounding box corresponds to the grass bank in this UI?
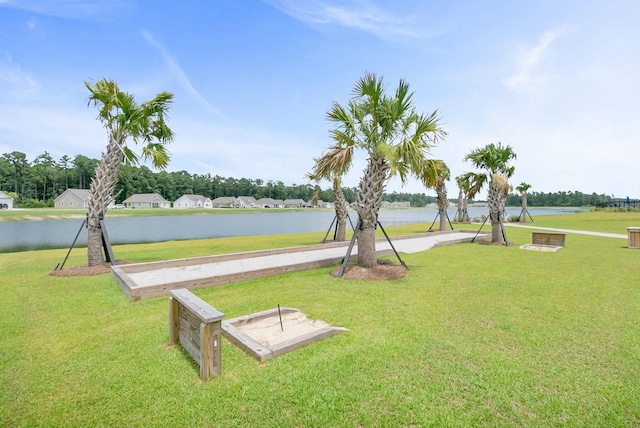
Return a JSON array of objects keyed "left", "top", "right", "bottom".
[{"left": 1, "top": 212, "right": 639, "bottom": 426}]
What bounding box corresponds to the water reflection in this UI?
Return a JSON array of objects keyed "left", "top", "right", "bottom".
[{"left": 0, "top": 207, "right": 584, "bottom": 252}]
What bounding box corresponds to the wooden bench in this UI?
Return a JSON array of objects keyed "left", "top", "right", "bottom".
[
  {"left": 532, "top": 232, "right": 566, "bottom": 247},
  {"left": 168, "top": 288, "right": 224, "bottom": 379}
]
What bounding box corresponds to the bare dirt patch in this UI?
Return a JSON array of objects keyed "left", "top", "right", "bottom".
[
  {"left": 330, "top": 261, "right": 408, "bottom": 281},
  {"left": 49, "top": 260, "right": 135, "bottom": 277}
]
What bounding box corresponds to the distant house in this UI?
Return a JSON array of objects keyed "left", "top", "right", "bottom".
[
  {"left": 211, "top": 196, "right": 238, "bottom": 208},
  {"left": 282, "top": 198, "right": 306, "bottom": 208},
  {"left": 314, "top": 200, "right": 333, "bottom": 209},
  {"left": 173, "top": 194, "right": 212, "bottom": 209},
  {"left": 256, "top": 198, "right": 282, "bottom": 208},
  {"left": 54, "top": 189, "right": 91, "bottom": 209},
  {"left": 0, "top": 190, "right": 14, "bottom": 209},
  {"left": 236, "top": 196, "right": 257, "bottom": 208},
  {"left": 122, "top": 193, "right": 171, "bottom": 208},
  {"left": 381, "top": 201, "right": 411, "bottom": 208}
]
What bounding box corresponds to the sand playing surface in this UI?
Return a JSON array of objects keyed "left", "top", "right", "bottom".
[
  {"left": 126, "top": 231, "right": 483, "bottom": 287},
  {"left": 234, "top": 311, "right": 331, "bottom": 347}
]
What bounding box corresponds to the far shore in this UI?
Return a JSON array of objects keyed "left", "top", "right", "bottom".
[{"left": 0, "top": 206, "right": 590, "bottom": 222}]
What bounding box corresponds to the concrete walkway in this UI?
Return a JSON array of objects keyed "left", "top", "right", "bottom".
[{"left": 505, "top": 223, "right": 627, "bottom": 239}]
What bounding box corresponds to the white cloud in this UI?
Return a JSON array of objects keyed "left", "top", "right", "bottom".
[
  {"left": 262, "top": 0, "right": 435, "bottom": 42},
  {"left": 0, "top": 0, "right": 129, "bottom": 20},
  {"left": 142, "top": 31, "right": 227, "bottom": 121},
  {"left": 0, "top": 55, "right": 39, "bottom": 99},
  {"left": 0, "top": 104, "right": 103, "bottom": 160},
  {"left": 166, "top": 118, "right": 322, "bottom": 185},
  {"left": 504, "top": 27, "right": 570, "bottom": 91}
]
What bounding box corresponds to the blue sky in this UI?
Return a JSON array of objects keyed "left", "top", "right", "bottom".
[{"left": 1, "top": 0, "right": 639, "bottom": 199}]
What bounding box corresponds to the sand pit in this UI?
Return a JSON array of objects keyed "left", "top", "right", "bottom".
[
  {"left": 112, "top": 230, "right": 486, "bottom": 301},
  {"left": 222, "top": 307, "right": 347, "bottom": 362},
  {"left": 519, "top": 244, "right": 563, "bottom": 252}
]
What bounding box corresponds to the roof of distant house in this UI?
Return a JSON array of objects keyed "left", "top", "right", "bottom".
[
  {"left": 57, "top": 188, "right": 90, "bottom": 200},
  {"left": 123, "top": 193, "right": 168, "bottom": 203}
]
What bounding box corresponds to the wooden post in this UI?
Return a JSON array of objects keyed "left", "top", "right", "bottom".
[
  {"left": 168, "top": 295, "right": 180, "bottom": 345},
  {"left": 628, "top": 227, "right": 640, "bottom": 249},
  {"left": 168, "top": 289, "right": 224, "bottom": 379}
]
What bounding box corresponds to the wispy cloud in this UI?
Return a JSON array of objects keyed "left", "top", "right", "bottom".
[
  {"left": 0, "top": 55, "right": 39, "bottom": 99},
  {"left": 0, "top": 0, "right": 129, "bottom": 20},
  {"left": 142, "top": 31, "right": 227, "bottom": 121},
  {"left": 504, "top": 27, "right": 570, "bottom": 91},
  {"left": 262, "top": 0, "right": 434, "bottom": 42}
]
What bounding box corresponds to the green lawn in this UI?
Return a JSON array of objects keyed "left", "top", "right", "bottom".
[{"left": 1, "top": 212, "right": 639, "bottom": 427}]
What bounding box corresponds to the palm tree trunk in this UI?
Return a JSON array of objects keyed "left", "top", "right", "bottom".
[
  {"left": 87, "top": 136, "right": 123, "bottom": 266},
  {"left": 436, "top": 181, "right": 448, "bottom": 231},
  {"left": 521, "top": 193, "right": 528, "bottom": 222},
  {"left": 333, "top": 183, "right": 348, "bottom": 242},
  {"left": 455, "top": 188, "right": 463, "bottom": 222},
  {"left": 462, "top": 196, "right": 469, "bottom": 223},
  {"left": 487, "top": 178, "right": 503, "bottom": 243},
  {"left": 356, "top": 155, "right": 388, "bottom": 268}
]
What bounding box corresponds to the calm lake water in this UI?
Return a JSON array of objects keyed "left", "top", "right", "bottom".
[{"left": 0, "top": 207, "right": 584, "bottom": 252}]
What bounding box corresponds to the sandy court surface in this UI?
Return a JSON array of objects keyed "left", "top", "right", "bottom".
[
  {"left": 126, "top": 231, "right": 482, "bottom": 287},
  {"left": 234, "top": 311, "right": 331, "bottom": 347},
  {"left": 519, "top": 244, "right": 563, "bottom": 252}
]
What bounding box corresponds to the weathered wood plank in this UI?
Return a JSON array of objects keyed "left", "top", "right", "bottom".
[
  {"left": 221, "top": 321, "right": 274, "bottom": 362},
  {"left": 168, "top": 289, "right": 224, "bottom": 379},
  {"left": 532, "top": 232, "right": 566, "bottom": 247},
  {"left": 168, "top": 296, "right": 180, "bottom": 345},
  {"left": 269, "top": 327, "right": 348, "bottom": 358},
  {"left": 628, "top": 227, "right": 640, "bottom": 249},
  {"left": 170, "top": 288, "right": 224, "bottom": 323}
]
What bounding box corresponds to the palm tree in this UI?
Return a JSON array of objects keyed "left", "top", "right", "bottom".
[
  {"left": 464, "top": 142, "right": 517, "bottom": 243},
  {"left": 455, "top": 172, "right": 475, "bottom": 223},
  {"left": 420, "top": 159, "right": 450, "bottom": 231},
  {"left": 308, "top": 144, "right": 354, "bottom": 242},
  {"left": 85, "top": 79, "right": 174, "bottom": 266},
  {"left": 327, "top": 72, "right": 445, "bottom": 267},
  {"left": 516, "top": 182, "right": 532, "bottom": 222}
]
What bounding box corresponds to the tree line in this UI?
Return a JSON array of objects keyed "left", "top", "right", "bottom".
[
  {"left": 0, "top": 150, "right": 440, "bottom": 207},
  {"left": 1, "top": 150, "right": 612, "bottom": 209},
  {"left": 504, "top": 190, "right": 612, "bottom": 207}
]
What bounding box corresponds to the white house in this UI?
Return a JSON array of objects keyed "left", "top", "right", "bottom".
[
  {"left": 211, "top": 196, "right": 238, "bottom": 208},
  {"left": 314, "top": 200, "right": 333, "bottom": 209},
  {"left": 54, "top": 188, "right": 90, "bottom": 209},
  {"left": 256, "top": 198, "right": 283, "bottom": 208},
  {"left": 122, "top": 193, "right": 171, "bottom": 208},
  {"left": 236, "top": 196, "right": 257, "bottom": 208},
  {"left": 282, "top": 198, "right": 306, "bottom": 208},
  {"left": 173, "top": 194, "right": 212, "bottom": 209},
  {"left": 0, "top": 190, "right": 14, "bottom": 209}
]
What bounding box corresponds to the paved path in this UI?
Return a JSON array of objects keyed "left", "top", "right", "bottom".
[{"left": 505, "top": 223, "right": 627, "bottom": 239}]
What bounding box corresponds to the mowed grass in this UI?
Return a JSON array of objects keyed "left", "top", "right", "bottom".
[{"left": 1, "top": 212, "right": 639, "bottom": 427}]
